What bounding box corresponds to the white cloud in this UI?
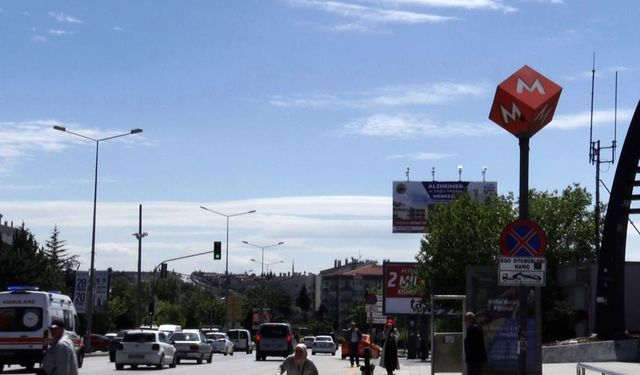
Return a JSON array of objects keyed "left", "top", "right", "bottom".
[
  {"left": 386, "top": 152, "right": 454, "bottom": 160},
  {"left": 374, "top": 0, "right": 517, "bottom": 12},
  {"left": 343, "top": 113, "right": 498, "bottom": 138},
  {"left": 31, "top": 34, "right": 47, "bottom": 43},
  {"left": 48, "top": 29, "right": 68, "bottom": 36},
  {"left": 0, "top": 120, "right": 147, "bottom": 177},
  {"left": 0, "top": 197, "right": 423, "bottom": 274},
  {"left": 289, "top": 0, "right": 458, "bottom": 30},
  {"left": 49, "top": 11, "right": 83, "bottom": 24},
  {"left": 112, "top": 26, "right": 124, "bottom": 32},
  {"left": 549, "top": 108, "right": 634, "bottom": 130},
  {"left": 269, "top": 82, "right": 487, "bottom": 109}
]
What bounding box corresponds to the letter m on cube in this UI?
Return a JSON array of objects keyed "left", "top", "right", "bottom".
[{"left": 489, "top": 65, "right": 562, "bottom": 138}]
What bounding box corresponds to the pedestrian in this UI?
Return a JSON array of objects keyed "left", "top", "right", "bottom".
[
  {"left": 41, "top": 320, "right": 79, "bottom": 375},
  {"left": 275, "top": 343, "right": 319, "bottom": 375},
  {"left": 379, "top": 319, "right": 399, "bottom": 375},
  {"left": 464, "top": 312, "right": 487, "bottom": 375},
  {"left": 346, "top": 321, "right": 362, "bottom": 367}
]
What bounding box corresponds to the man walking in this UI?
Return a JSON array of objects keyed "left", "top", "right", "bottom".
[
  {"left": 41, "top": 321, "right": 79, "bottom": 375},
  {"left": 347, "top": 321, "right": 362, "bottom": 367},
  {"left": 464, "top": 312, "right": 487, "bottom": 375}
]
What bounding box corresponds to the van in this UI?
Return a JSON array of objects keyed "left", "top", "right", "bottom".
[
  {"left": 254, "top": 323, "right": 295, "bottom": 361},
  {"left": 157, "top": 324, "right": 181, "bottom": 338},
  {"left": 227, "top": 329, "right": 253, "bottom": 354},
  {"left": 0, "top": 287, "right": 84, "bottom": 371}
]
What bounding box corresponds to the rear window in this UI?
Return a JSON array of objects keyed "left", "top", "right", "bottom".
[
  {"left": 0, "top": 307, "right": 43, "bottom": 332},
  {"left": 259, "top": 325, "right": 290, "bottom": 338},
  {"left": 206, "top": 333, "right": 225, "bottom": 340},
  {"left": 171, "top": 333, "right": 199, "bottom": 341},
  {"left": 123, "top": 333, "right": 156, "bottom": 342},
  {"left": 315, "top": 336, "right": 331, "bottom": 342}
]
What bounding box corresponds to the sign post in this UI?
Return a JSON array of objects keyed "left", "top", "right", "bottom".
[{"left": 489, "top": 65, "right": 561, "bottom": 375}]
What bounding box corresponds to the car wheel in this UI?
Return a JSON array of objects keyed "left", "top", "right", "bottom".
[
  {"left": 223, "top": 350, "right": 227, "bottom": 356},
  {"left": 230, "top": 349, "right": 233, "bottom": 356},
  {"left": 115, "top": 364, "right": 124, "bottom": 370},
  {"left": 312, "top": 351, "right": 316, "bottom": 355},
  {"left": 169, "top": 355, "right": 177, "bottom": 368},
  {"left": 255, "top": 351, "right": 260, "bottom": 361},
  {"left": 207, "top": 352, "right": 212, "bottom": 364},
  {"left": 176, "top": 358, "right": 181, "bottom": 364},
  {"left": 131, "top": 365, "right": 138, "bottom": 369},
  {"left": 342, "top": 354, "right": 346, "bottom": 359},
  {"left": 156, "top": 354, "right": 165, "bottom": 369}
]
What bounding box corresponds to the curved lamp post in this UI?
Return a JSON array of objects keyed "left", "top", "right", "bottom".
[
  {"left": 242, "top": 241, "right": 284, "bottom": 276},
  {"left": 200, "top": 206, "right": 255, "bottom": 327},
  {"left": 53, "top": 125, "right": 142, "bottom": 352}
]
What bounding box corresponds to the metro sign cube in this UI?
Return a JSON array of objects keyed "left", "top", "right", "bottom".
[{"left": 489, "top": 65, "right": 562, "bottom": 138}]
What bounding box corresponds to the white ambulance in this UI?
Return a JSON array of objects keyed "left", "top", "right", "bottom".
[{"left": 0, "top": 287, "right": 84, "bottom": 372}]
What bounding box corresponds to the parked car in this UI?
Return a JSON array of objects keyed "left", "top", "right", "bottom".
[
  {"left": 205, "top": 332, "right": 234, "bottom": 356},
  {"left": 227, "top": 328, "right": 253, "bottom": 354},
  {"left": 341, "top": 334, "right": 380, "bottom": 360},
  {"left": 311, "top": 335, "right": 336, "bottom": 355},
  {"left": 303, "top": 336, "right": 315, "bottom": 348},
  {"left": 171, "top": 330, "right": 213, "bottom": 364},
  {"left": 254, "top": 323, "right": 295, "bottom": 361},
  {"left": 115, "top": 330, "right": 176, "bottom": 370},
  {"left": 90, "top": 333, "right": 111, "bottom": 352},
  {"left": 109, "top": 330, "right": 130, "bottom": 362}
]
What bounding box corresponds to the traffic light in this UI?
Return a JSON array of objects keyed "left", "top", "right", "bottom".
[
  {"left": 213, "top": 241, "right": 222, "bottom": 260},
  {"left": 160, "top": 263, "right": 168, "bottom": 278}
]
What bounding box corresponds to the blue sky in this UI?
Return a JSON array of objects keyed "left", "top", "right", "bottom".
[{"left": 1, "top": 0, "right": 639, "bottom": 275}]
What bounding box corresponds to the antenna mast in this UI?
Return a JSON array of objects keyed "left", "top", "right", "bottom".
[{"left": 590, "top": 54, "right": 619, "bottom": 256}]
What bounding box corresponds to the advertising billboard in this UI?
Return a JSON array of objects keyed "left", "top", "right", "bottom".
[
  {"left": 73, "top": 270, "right": 110, "bottom": 313},
  {"left": 392, "top": 181, "right": 498, "bottom": 233},
  {"left": 383, "top": 262, "right": 424, "bottom": 315}
]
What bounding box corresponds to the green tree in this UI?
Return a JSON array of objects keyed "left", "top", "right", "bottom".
[
  {"left": 42, "top": 226, "right": 78, "bottom": 294},
  {"left": 416, "top": 192, "right": 515, "bottom": 295},
  {"left": 0, "top": 225, "right": 49, "bottom": 290},
  {"left": 295, "top": 284, "right": 311, "bottom": 312},
  {"left": 416, "top": 185, "right": 597, "bottom": 342},
  {"left": 242, "top": 285, "right": 292, "bottom": 328}
]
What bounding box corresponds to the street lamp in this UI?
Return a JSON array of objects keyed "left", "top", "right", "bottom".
[
  {"left": 54, "top": 125, "right": 142, "bottom": 352},
  {"left": 250, "top": 259, "right": 284, "bottom": 275},
  {"left": 242, "top": 241, "right": 284, "bottom": 276},
  {"left": 132, "top": 203, "right": 148, "bottom": 329},
  {"left": 200, "top": 206, "right": 255, "bottom": 326}
]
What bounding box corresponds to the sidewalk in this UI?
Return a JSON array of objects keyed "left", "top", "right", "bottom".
[{"left": 387, "top": 358, "right": 640, "bottom": 375}]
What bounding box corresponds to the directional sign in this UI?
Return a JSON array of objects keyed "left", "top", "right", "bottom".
[
  {"left": 499, "top": 256, "right": 546, "bottom": 272},
  {"left": 499, "top": 270, "right": 546, "bottom": 286},
  {"left": 500, "top": 219, "right": 546, "bottom": 257}
]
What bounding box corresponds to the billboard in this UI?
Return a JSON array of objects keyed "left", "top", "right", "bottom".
[
  {"left": 73, "top": 270, "right": 110, "bottom": 313},
  {"left": 383, "top": 262, "right": 424, "bottom": 315},
  {"left": 392, "top": 181, "right": 498, "bottom": 233}
]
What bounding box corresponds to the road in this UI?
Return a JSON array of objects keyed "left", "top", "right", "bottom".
[{"left": 6, "top": 353, "right": 640, "bottom": 375}]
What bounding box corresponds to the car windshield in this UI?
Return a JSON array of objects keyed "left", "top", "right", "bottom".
[
  {"left": 123, "top": 333, "right": 156, "bottom": 342},
  {"left": 227, "top": 331, "right": 241, "bottom": 339},
  {"left": 260, "top": 325, "right": 289, "bottom": 337},
  {"left": 206, "top": 333, "right": 225, "bottom": 340},
  {"left": 171, "top": 332, "right": 200, "bottom": 341},
  {"left": 315, "top": 336, "right": 331, "bottom": 341}
]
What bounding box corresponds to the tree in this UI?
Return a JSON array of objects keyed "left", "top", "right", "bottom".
[
  {"left": 415, "top": 185, "right": 597, "bottom": 342},
  {"left": 42, "top": 226, "right": 79, "bottom": 294},
  {"left": 416, "top": 192, "right": 515, "bottom": 295},
  {"left": 295, "top": 284, "right": 311, "bottom": 312},
  {"left": 0, "top": 225, "right": 49, "bottom": 290}
]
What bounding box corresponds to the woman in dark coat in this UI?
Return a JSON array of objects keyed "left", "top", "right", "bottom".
[{"left": 380, "top": 319, "right": 400, "bottom": 375}]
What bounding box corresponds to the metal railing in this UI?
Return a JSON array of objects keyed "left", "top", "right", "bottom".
[{"left": 576, "top": 363, "right": 627, "bottom": 375}]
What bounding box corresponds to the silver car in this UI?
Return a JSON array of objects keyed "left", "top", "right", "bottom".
[
  {"left": 171, "top": 330, "right": 213, "bottom": 364},
  {"left": 205, "top": 332, "right": 234, "bottom": 355},
  {"left": 115, "top": 330, "right": 176, "bottom": 370}
]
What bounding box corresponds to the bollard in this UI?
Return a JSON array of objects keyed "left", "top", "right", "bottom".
[{"left": 360, "top": 347, "right": 375, "bottom": 375}]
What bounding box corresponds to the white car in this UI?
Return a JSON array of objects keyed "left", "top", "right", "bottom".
[
  {"left": 170, "top": 330, "right": 213, "bottom": 364},
  {"left": 303, "top": 336, "right": 316, "bottom": 348},
  {"left": 115, "top": 330, "right": 176, "bottom": 370},
  {"left": 311, "top": 335, "right": 336, "bottom": 355},
  {"left": 206, "top": 332, "right": 234, "bottom": 355}
]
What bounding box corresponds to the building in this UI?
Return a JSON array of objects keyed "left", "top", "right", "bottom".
[
  {"left": 319, "top": 258, "right": 383, "bottom": 330},
  {"left": 0, "top": 214, "right": 19, "bottom": 246}
]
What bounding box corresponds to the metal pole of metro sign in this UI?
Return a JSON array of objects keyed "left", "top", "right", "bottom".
[{"left": 489, "top": 65, "right": 561, "bottom": 375}]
